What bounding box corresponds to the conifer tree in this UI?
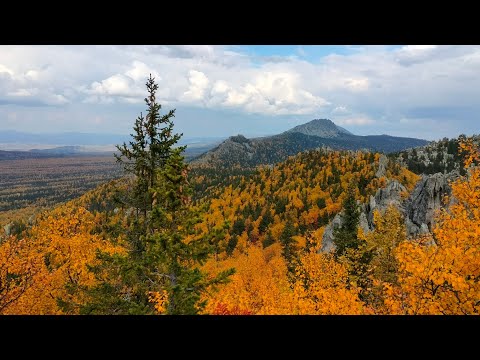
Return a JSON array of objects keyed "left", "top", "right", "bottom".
[
  {"left": 333, "top": 184, "right": 361, "bottom": 257},
  {"left": 80, "top": 75, "right": 232, "bottom": 314},
  {"left": 280, "top": 220, "right": 298, "bottom": 278}
]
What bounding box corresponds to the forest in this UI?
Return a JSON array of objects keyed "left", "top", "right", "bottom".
[{"left": 1, "top": 76, "right": 480, "bottom": 315}]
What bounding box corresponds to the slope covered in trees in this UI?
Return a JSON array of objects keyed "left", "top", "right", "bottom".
[
  {"left": 192, "top": 125, "right": 428, "bottom": 169},
  {"left": 389, "top": 134, "right": 480, "bottom": 175},
  {"left": 190, "top": 149, "right": 418, "bottom": 258}
]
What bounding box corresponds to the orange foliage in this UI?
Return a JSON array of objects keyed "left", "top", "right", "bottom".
[
  {"left": 0, "top": 205, "right": 125, "bottom": 314},
  {"left": 202, "top": 230, "right": 366, "bottom": 315},
  {"left": 385, "top": 138, "right": 480, "bottom": 314}
]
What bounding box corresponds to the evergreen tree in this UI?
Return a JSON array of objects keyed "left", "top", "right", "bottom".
[
  {"left": 333, "top": 184, "right": 361, "bottom": 258},
  {"left": 262, "top": 230, "right": 275, "bottom": 249},
  {"left": 279, "top": 220, "right": 298, "bottom": 277},
  {"left": 259, "top": 210, "right": 272, "bottom": 233},
  {"left": 80, "top": 75, "right": 233, "bottom": 315}
]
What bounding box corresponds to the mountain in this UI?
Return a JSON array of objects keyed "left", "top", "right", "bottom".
[
  {"left": 0, "top": 149, "right": 52, "bottom": 160},
  {"left": 0, "top": 146, "right": 116, "bottom": 160},
  {"left": 192, "top": 119, "right": 428, "bottom": 168},
  {"left": 286, "top": 118, "right": 352, "bottom": 137},
  {"left": 29, "top": 146, "right": 91, "bottom": 155}
]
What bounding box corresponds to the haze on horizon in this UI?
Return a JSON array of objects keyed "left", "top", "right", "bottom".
[{"left": 1, "top": 45, "right": 479, "bottom": 141}]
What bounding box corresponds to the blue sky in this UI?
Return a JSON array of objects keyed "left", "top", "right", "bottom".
[{"left": 0, "top": 45, "right": 479, "bottom": 141}]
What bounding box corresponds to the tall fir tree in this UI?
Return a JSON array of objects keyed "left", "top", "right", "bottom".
[
  {"left": 279, "top": 219, "right": 298, "bottom": 279},
  {"left": 79, "top": 75, "right": 233, "bottom": 315},
  {"left": 332, "top": 184, "right": 373, "bottom": 300},
  {"left": 333, "top": 184, "right": 361, "bottom": 258}
]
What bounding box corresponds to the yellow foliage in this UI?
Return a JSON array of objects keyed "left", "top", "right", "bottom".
[
  {"left": 202, "top": 243, "right": 296, "bottom": 315},
  {"left": 292, "top": 249, "right": 366, "bottom": 314},
  {"left": 202, "top": 233, "right": 366, "bottom": 315},
  {"left": 385, "top": 138, "right": 480, "bottom": 314},
  {"left": 0, "top": 205, "right": 125, "bottom": 314},
  {"left": 149, "top": 290, "right": 169, "bottom": 314}
]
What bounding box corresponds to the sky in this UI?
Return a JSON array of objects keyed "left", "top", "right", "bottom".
[{"left": 0, "top": 45, "right": 479, "bottom": 141}]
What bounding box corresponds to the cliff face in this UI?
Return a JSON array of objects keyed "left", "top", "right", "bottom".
[
  {"left": 321, "top": 179, "right": 409, "bottom": 252},
  {"left": 404, "top": 171, "right": 458, "bottom": 237},
  {"left": 321, "top": 162, "right": 458, "bottom": 252}
]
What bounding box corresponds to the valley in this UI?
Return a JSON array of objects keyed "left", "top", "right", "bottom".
[{"left": 0, "top": 156, "right": 123, "bottom": 212}]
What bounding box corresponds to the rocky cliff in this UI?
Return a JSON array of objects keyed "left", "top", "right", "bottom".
[
  {"left": 321, "top": 158, "right": 458, "bottom": 252},
  {"left": 404, "top": 171, "right": 458, "bottom": 237}
]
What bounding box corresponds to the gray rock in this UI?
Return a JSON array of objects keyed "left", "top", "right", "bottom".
[
  {"left": 358, "top": 211, "right": 371, "bottom": 235},
  {"left": 3, "top": 223, "right": 11, "bottom": 237},
  {"left": 321, "top": 212, "right": 343, "bottom": 253},
  {"left": 363, "top": 180, "right": 407, "bottom": 229},
  {"left": 405, "top": 172, "right": 457, "bottom": 236},
  {"left": 375, "top": 154, "right": 389, "bottom": 178}
]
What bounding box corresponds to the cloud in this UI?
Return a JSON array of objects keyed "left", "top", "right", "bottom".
[
  {"left": 336, "top": 117, "right": 374, "bottom": 126},
  {"left": 183, "top": 70, "right": 209, "bottom": 101},
  {"left": 332, "top": 106, "right": 349, "bottom": 114},
  {"left": 82, "top": 61, "right": 160, "bottom": 103},
  {"left": 204, "top": 70, "right": 328, "bottom": 115},
  {"left": 344, "top": 77, "right": 369, "bottom": 91},
  {"left": 0, "top": 64, "right": 14, "bottom": 76},
  {"left": 2, "top": 45, "right": 480, "bottom": 140}
]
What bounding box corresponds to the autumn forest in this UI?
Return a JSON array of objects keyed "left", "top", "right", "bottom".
[{"left": 1, "top": 76, "right": 480, "bottom": 315}]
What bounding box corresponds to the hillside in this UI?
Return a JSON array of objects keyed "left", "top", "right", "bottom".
[
  {"left": 389, "top": 134, "right": 480, "bottom": 175},
  {"left": 190, "top": 148, "right": 419, "bottom": 247},
  {"left": 192, "top": 119, "right": 428, "bottom": 168}
]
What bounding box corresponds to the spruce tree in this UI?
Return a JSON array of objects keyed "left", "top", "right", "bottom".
[
  {"left": 279, "top": 220, "right": 298, "bottom": 278},
  {"left": 333, "top": 184, "right": 361, "bottom": 258},
  {"left": 80, "top": 75, "right": 233, "bottom": 315}
]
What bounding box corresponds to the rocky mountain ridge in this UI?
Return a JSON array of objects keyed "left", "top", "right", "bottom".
[{"left": 192, "top": 119, "right": 428, "bottom": 168}]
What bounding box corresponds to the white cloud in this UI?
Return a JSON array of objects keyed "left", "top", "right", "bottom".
[
  {"left": 336, "top": 117, "right": 374, "bottom": 126},
  {"left": 90, "top": 74, "right": 134, "bottom": 97},
  {"left": 83, "top": 61, "right": 160, "bottom": 103},
  {"left": 7, "top": 88, "right": 36, "bottom": 97},
  {"left": 332, "top": 106, "right": 349, "bottom": 114},
  {"left": 183, "top": 70, "right": 209, "bottom": 101},
  {"left": 0, "top": 64, "right": 14, "bottom": 76},
  {"left": 1, "top": 45, "right": 480, "bottom": 139},
  {"left": 344, "top": 77, "right": 369, "bottom": 91},
  {"left": 125, "top": 61, "right": 159, "bottom": 82},
  {"left": 205, "top": 70, "right": 328, "bottom": 115},
  {"left": 25, "top": 69, "right": 40, "bottom": 81},
  {"left": 401, "top": 45, "right": 437, "bottom": 52}
]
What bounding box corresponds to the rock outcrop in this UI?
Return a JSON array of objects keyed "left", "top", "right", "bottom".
[
  {"left": 321, "top": 212, "right": 343, "bottom": 252},
  {"left": 321, "top": 170, "right": 457, "bottom": 252},
  {"left": 375, "top": 154, "right": 389, "bottom": 178},
  {"left": 404, "top": 171, "right": 458, "bottom": 237},
  {"left": 321, "top": 179, "right": 407, "bottom": 252},
  {"left": 3, "top": 223, "right": 11, "bottom": 237}
]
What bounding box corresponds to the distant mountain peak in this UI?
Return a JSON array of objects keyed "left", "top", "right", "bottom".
[
  {"left": 228, "top": 134, "right": 250, "bottom": 144},
  {"left": 286, "top": 118, "right": 353, "bottom": 138}
]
